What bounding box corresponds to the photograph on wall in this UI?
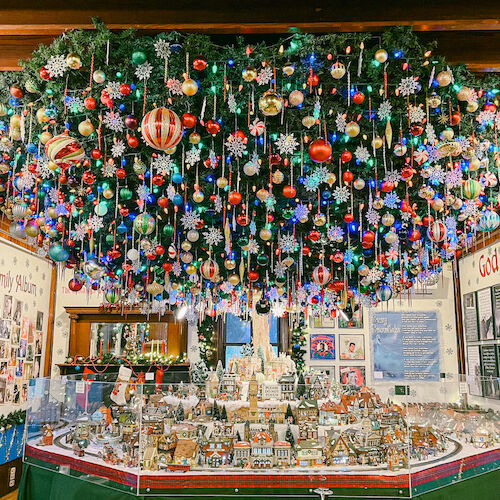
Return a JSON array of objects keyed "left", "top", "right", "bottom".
[
  {"left": 477, "top": 288, "right": 494, "bottom": 340},
  {"left": 15, "top": 359, "right": 23, "bottom": 378},
  {"left": 33, "top": 356, "right": 41, "bottom": 378},
  {"left": 339, "top": 366, "right": 365, "bottom": 387},
  {"left": 36, "top": 311, "right": 44, "bottom": 331},
  {"left": 338, "top": 306, "right": 363, "bottom": 329},
  {"left": 310, "top": 316, "right": 336, "bottom": 329},
  {"left": 312, "top": 366, "right": 335, "bottom": 380},
  {"left": 12, "top": 299, "right": 22, "bottom": 325},
  {"left": 0, "top": 319, "right": 10, "bottom": 340},
  {"left": 0, "top": 341, "right": 6, "bottom": 359},
  {"left": 10, "top": 325, "right": 20, "bottom": 346},
  {"left": 2, "top": 295, "right": 12, "bottom": 320},
  {"left": 339, "top": 334, "right": 365, "bottom": 360},
  {"left": 21, "top": 318, "right": 29, "bottom": 339},
  {"left": 480, "top": 345, "right": 500, "bottom": 399},
  {"left": 467, "top": 345, "right": 482, "bottom": 396},
  {"left": 493, "top": 284, "right": 500, "bottom": 338},
  {"left": 310, "top": 333, "right": 336, "bottom": 360},
  {"left": 34, "top": 331, "right": 42, "bottom": 356},
  {"left": 463, "top": 292, "right": 479, "bottom": 342},
  {"left": 26, "top": 343, "right": 34, "bottom": 362},
  {"left": 0, "top": 362, "right": 7, "bottom": 376}
]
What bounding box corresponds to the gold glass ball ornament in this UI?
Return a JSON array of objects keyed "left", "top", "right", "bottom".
[
  {"left": 289, "top": 90, "right": 304, "bottom": 107},
  {"left": 242, "top": 66, "right": 258, "bottom": 82},
  {"left": 186, "top": 264, "right": 197, "bottom": 275},
  {"left": 93, "top": 69, "right": 106, "bottom": 84},
  {"left": 436, "top": 70, "right": 452, "bottom": 87},
  {"left": 427, "top": 93, "right": 441, "bottom": 108},
  {"left": 10, "top": 115, "right": 21, "bottom": 128},
  {"left": 282, "top": 63, "right": 295, "bottom": 76},
  {"left": 187, "top": 229, "right": 199, "bottom": 242},
  {"left": 224, "top": 258, "right": 236, "bottom": 270},
  {"left": 330, "top": 61, "right": 346, "bottom": 79},
  {"left": 66, "top": 53, "right": 82, "bottom": 70},
  {"left": 258, "top": 90, "right": 283, "bottom": 117},
  {"left": 189, "top": 132, "right": 201, "bottom": 144},
  {"left": 345, "top": 121, "right": 360, "bottom": 138},
  {"left": 181, "top": 251, "right": 193, "bottom": 264},
  {"left": 353, "top": 178, "right": 365, "bottom": 190},
  {"left": 256, "top": 188, "right": 269, "bottom": 202},
  {"left": 24, "top": 80, "right": 38, "bottom": 94},
  {"left": 10, "top": 128, "right": 21, "bottom": 141},
  {"left": 453, "top": 198, "right": 463, "bottom": 210},
  {"left": 374, "top": 49, "right": 388, "bottom": 63},
  {"left": 40, "top": 131, "right": 52, "bottom": 144},
  {"left": 181, "top": 240, "right": 192, "bottom": 251},
  {"left": 326, "top": 172, "right": 337, "bottom": 186},
  {"left": 192, "top": 190, "right": 205, "bottom": 203},
  {"left": 259, "top": 228, "right": 272, "bottom": 241},
  {"left": 228, "top": 274, "right": 240, "bottom": 286},
  {"left": 36, "top": 108, "right": 50, "bottom": 124},
  {"left": 166, "top": 146, "right": 177, "bottom": 155},
  {"left": 466, "top": 101, "right": 478, "bottom": 112},
  {"left": 314, "top": 213, "right": 326, "bottom": 226},
  {"left": 432, "top": 198, "right": 444, "bottom": 211},
  {"left": 381, "top": 213, "right": 395, "bottom": 226},
  {"left": 24, "top": 220, "right": 39, "bottom": 238},
  {"left": 385, "top": 231, "right": 398, "bottom": 245},
  {"left": 457, "top": 86, "right": 472, "bottom": 101},
  {"left": 182, "top": 78, "right": 198, "bottom": 96},
  {"left": 216, "top": 176, "right": 228, "bottom": 189},
  {"left": 272, "top": 169, "right": 284, "bottom": 184},
  {"left": 469, "top": 157, "right": 481, "bottom": 171},
  {"left": 372, "top": 135, "right": 383, "bottom": 149},
  {"left": 440, "top": 128, "right": 454, "bottom": 141},
  {"left": 47, "top": 207, "right": 57, "bottom": 219},
  {"left": 102, "top": 188, "right": 114, "bottom": 199},
  {"left": 133, "top": 158, "right": 147, "bottom": 174},
  {"left": 243, "top": 160, "right": 258, "bottom": 176},
  {"left": 358, "top": 264, "right": 370, "bottom": 277},
  {"left": 302, "top": 116, "right": 316, "bottom": 129},
  {"left": 78, "top": 119, "right": 94, "bottom": 136},
  {"left": 373, "top": 197, "right": 384, "bottom": 210}
]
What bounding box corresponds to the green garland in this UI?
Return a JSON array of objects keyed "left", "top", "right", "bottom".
[{"left": 0, "top": 409, "right": 26, "bottom": 429}]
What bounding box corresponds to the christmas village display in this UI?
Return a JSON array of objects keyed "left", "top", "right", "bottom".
[{"left": 29, "top": 323, "right": 500, "bottom": 476}]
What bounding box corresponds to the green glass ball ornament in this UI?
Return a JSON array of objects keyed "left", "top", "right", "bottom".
[
  {"left": 105, "top": 234, "right": 114, "bottom": 244},
  {"left": 162, "top": 224, "right": 175, "bottom": 237},
  {"left": 256, "top": 255, "right": 269, "bottom": 267},
  {"left": 120, "top": 187, "right": 133, "bottom": 200},
  {"left": 132, "top": 51, "right": 147, "bottom": 65}
]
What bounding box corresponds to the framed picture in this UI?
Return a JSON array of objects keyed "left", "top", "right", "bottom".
[
  {"left": 493, "top": 285, "right": 500, "bottom": 339},
  {"left": 10, "top": 325, "right": 20, "bottom": 346},
  {"left": 463, "top": 292, "right": 479, "bottom": 342},
  {"left": 12, "top": 299, "right": 22, "bottom": 325},
  {"left": 310, "top": 316, "right": 336, "bottom": 329},
  {"left": 480, "top": 345, "right": 500, "bottom": 399},
  {"left": 36, "top": 311, "right": 44, "bottom": 331},
  {"left": 310, "top": 333, "right": 335, "bottom": 360},
  {"left": 338, "top": 306, "right": 363, "bottom": 329},
  {"left": 2, "top": 295, "right": 12, "bottom": 320},
  {"left": 0, "top": 319, "right": 10, "bottom": 340},
  {"left": 339, "top": 334, "right": 365, "bottom": 360},
  {"left": 467, "top": 345, "right": 482, "bottom": 396},
  {"left": 339, "top": 366, "right": 365, "bottom": 387},
  {"left": 477, "top": 288, "right": 494, "bottom": 340}
]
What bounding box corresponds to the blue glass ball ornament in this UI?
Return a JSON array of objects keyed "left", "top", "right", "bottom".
[{"left": 48, "top": 243, "right": 69, "bottom": 262}]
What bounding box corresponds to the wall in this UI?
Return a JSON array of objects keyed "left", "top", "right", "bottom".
[
  {"left": 0, "top": 238, "right": 53, "bottom": 414},
  {"left": 459, "top": 240, "right": 500, "bottom": 410},
  {"left": 306, "top": 262, "right": 460, "bottom": 404}
]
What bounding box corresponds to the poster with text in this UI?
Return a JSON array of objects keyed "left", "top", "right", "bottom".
[
  {"left": 493, "top": 285, "right": 500, "bottom": 338},
  {"left": 463, "top": 292, "right": 479, "bottom": 342},
  {"left": 372, "top": 311, "right": 440, "bottom": 381},
  {"left": 467, "top": 345, "right": 482, "bottom": 396},
  {"left": 339, "top": 334, "right": 365, "bottom": 360},
  {"left": 339, "top": 366, "right": 365, "bottom": 387},
  {"left": 480, "top": 345, "right": 500, "bottom": 399},
  {"left": 477, "top": 288, "right": 494, "bottom": 340},
  {"left": 310, "top": 333, "right": 335, "bottom": 360}
]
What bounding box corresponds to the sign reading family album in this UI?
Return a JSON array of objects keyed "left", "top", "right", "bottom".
[
  {"left": 372, "top": 311, "right": 440, "bottom": 381},
  {"left": 463, "top": 292, "right": 479, "bottom": 342}
]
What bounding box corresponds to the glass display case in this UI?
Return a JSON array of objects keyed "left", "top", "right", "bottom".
[{"left": 23, "top": 373, "right": 500, "bottom": 497}]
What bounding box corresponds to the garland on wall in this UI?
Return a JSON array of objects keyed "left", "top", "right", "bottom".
[{"left": 0, "top": 20, "right": 498, "bottom": 324}]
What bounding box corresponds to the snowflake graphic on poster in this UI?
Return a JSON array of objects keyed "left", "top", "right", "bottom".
[
  {"left": 181, "top": 210, "right": 201, "bottom": 230},
  {"left": 46, "top": 55, "right": 67, "bottom": 78},
  {"left": 135, "top": 62, "right": 153, "bottom": 81},
  {"left": 258, "top": 66, "right": 273, "bottom": 86},
  {"left": 88, "top": 215, "right": 104, "bottom": 232},
  {"left": 137, "top": 184, "right": 150, "bottom": 201},
  {"left": 445, "top": 168, "right": 462, "bottom": 188},
  {"left": 106, "top": 81, "right": 123, "bottom": 100},
  {"left": 354, "top": 145, "right": 370, "bottom": 163},
  {"left": 383, "top": 192, "right": 401, "bottom": 209},
  {"left": 154, "top": 39, "right": 171, "bottom": 59},
  {"left": 185, "top": 147, "right": 201, "bottom": 165},
  {"left": 294, "top": 203, "right": 309, "bottom": 221},
  {"left": 152, "top": 154, "right": 175, "bottom": 175},
  {"left": 103, "top": 111, "right": 125, "bottom": 132},
  {"left": 73, "top": 223, "right": 87, "bottom": 241},
  {"left": 377, "top": 100, "right": 392, "bottom": 121},
  {"left": 332, "top": 186, "right": 350, "bottom": 203},
  {"left": 409, "top": 105, "right": 425, "bottom": 123},
  {"left": 225, "top": 136, "right": 247, "bottom": 158},
  {"left": 276, "top": 133, "right": 298, "bottom": 156},
  {"left": 227, "top": 93, "right": 237, "bottom": 113},
  {"left": 335, "top": 113, "right": 347, "bottom": 132},
  {"left": 279, "top": 233, "right": 297, "bottom": 253},
  {"left": 111, "top": 139, "right": 126, "bottom": 158},
  {"left": 203, "top": 227, "right": 223, "bottom": 246},
  {"left": 304, "top": 174, "right": 321, "bottom": 192},
  {"left": 327, "top": 225, "right": 344, "bottom": 242},
  {"left": 366, "top": 208, "right": 380, "bottom": 225},
  {"left": 166, "top": 78, "right": 183, "bottom": 96},
  {"left": 397, "top": 76, "right": 419, "bottom": 97},
  {"left": 65, "top": 96, "right": 85, "bottom": 113}
]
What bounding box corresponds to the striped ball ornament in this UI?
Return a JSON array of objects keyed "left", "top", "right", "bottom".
[
  {"left": 44, "top": 133, "right": 84, "bottom": 166},
  {"left": 141, "top": 107, "right": 183, "bottom": 151},
  {"left": 427, "top": 220, "right": 446, "bottom": 242},
  {"left": 312, "top": 264, "right": 331, "bottom": 286},
  {"left": 201, "top": 259, "right": 219, "bottom": 281},
  {"left": 134, "top": 212, "right": 156, "bottom": 235},
  {"left": 477, "top": 210, "right": 500, "bottom": 232}
]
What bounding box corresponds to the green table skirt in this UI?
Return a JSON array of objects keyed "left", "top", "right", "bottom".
[{"left": 18, "top": 463, "right": 500, "bottom": 500}]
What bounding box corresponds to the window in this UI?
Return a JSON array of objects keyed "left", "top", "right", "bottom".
[{"left": 223, "top": 313, "right": 280, "bottom": 366}]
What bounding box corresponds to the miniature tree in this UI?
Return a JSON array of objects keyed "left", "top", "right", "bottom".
[
  {"left": 285, "top": 424, "right": 295, "bottom": 447},
  {"left": 257, "top": 345, "right": 265, "bottom": 372},
  {"left": 240, "top": 343, "right": 253, "bottom": 357},
  {"left": 175, "top": 402, "right": 185, "bottom": 422},
  {"left": 296, "top": 372, "right": 306, "bottom": 399},
  {"left": 285, "top": 403, "right": 294, "bottom": 423},
  {"left": 212, "top": 400, "right": 220, "bottom": 420},
  {"left": 191, "top": 359, "right": 209, "bottom": 385},
  {"left": 220, "top": 405, "right": 228, "bottom": 421},
  {"left": 216, "top": 360, "right": 224, "bottom": 380}
]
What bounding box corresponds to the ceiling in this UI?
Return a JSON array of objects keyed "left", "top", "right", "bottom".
[{"left": 0, "top": 0, "right": 500, "bottom": 71}]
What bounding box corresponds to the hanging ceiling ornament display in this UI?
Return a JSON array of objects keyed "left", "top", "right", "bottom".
[{"left": 0, "top": 22, "right": 499, "bottom": 320}]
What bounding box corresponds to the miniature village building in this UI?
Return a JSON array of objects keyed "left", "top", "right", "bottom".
[
  {"left": 295, "top": 439, "right": 324, "bottom": 466},
  {"left": 278, "top": 374, "right": 296, "bottom": 400}
]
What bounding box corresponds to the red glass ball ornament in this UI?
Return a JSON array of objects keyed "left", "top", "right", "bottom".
[
  {"left": 158, "top": 196, "right": 169, "bottom": 208},
  {"left": 422, "top": 215, "right": 434, "bottom": 227},
  {"left": 329, "top": 280, "right": 345, "bottom": 292},
  {"left": 228, "top": 191, "right": 242, "bottom": 205},
  {"left": 361, "top": 241, "right": 373, "bottom": 249},
  {"left": 206, "top": 120, "right": 221, "bottom": 135},
  {"left": 116, "top": 168, "right": 127, "bottom": 179},
  {"left": 344, "top": 213, "right": 354, "bottom": 223},
  {"left": 342, "top": 171, "right": 354, "bottom": 184},
  {"left": 362, "top": 230, "right": 375, "bottom": 242},
  {"left": 91, "top": 149, "right": 102, "bottom": 159},
  {"left": 66, "top": 239, "right": 75, "bottom": 248},
  {"left": 236, "top": 213, "right": 249, "bottom": 226},
  {"left": 381, "top": 181, "right": 394, "bottom": 192},
  {"left": 283, "top": 185, "right": 296, "bottom": 198},
  {"left": 267, "top": 214, "right": 274, "bottom": 223},
  {"left": 308, "top": 230, "right": 321, "bottom": 242},
  {"left": 152, "top": 174, "right": 164, "bottom": 186},
  {"left": 340, "top": 150, "right": 352, "bottom": 163},
  {"left": 302, "top": 245, "right": 310, "bottom": 255},
  {"left": 234, "top": 130, "right": 248, "bottom": 143},
  {"left": 56, "top": 221, "right": 65, "bottom": 232},
  {"left": 248, "top": 270, "right": 259, "bottom": 282},
  {"left": 163, "top": 262, "right": 173, "bottom": 272},
  {"left": 58, "top": 173, "right": 68, "bottom": 184},
  {"left": 352, "top": 91, "right": 365, "bottom": 104},
  {"left": 68, "top": 279, "right": 83, "bottom": 292},
  {"left": 155, "top": 245, "right": 165, "bottom": 255},
  {"left": 10, "top": 85, "right": 23, "bottom": 99},
  {"left": 127, "top": 135, "right": 139, "bottom": 148},
  {"left": 82, "top": 170, "right": 95, "bottom": 185},
  {"left": 410, "top": 124, "right": 423, "bottom": 136},
  {"left": 409, "top": 229, "right": 421, "bottom": 242},
  {"left": 311, "top": 297, "right": 319, "bottom": 304},
  {"left": 119, "top": 83, "right": 132, "bottom": 95},
  {"left": 307, "top": 73, "right": 319, "bottom": 87},
  {"left": 450, "top": 112, "right": 461, "bottom": 126},
  {"left": 181, "top": 113, "right": 197, "bottom": 128},
  {"left": 100, "top": 90, "right": 113, "bottom": 108},
  {"left": 125, "top": 115, "right": 138, "bottom": 129},
  {"left": 84, "top": 97, "right": 97, "bottom": 110},
  {"left": 193, "top": 55, "right": 208, "bottom": 71},
  {"left": 484, "top": 103, "right": 497, "bottom": 113},
  {"left": 39, "top": 66, "right": 52, "bottom": 81},
  {"left": 308, "top": 138, "right": 332, "bottom": 163},
  {"left": 401, "top": 166, "right": 414, "bottom": 180},
  {"left": 119, "top": 207, "right": 128, "bottom": 216}
]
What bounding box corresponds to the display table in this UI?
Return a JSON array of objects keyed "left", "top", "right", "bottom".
[{"left": 17, "top": 462, "right": 500, "bottom": 500}]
